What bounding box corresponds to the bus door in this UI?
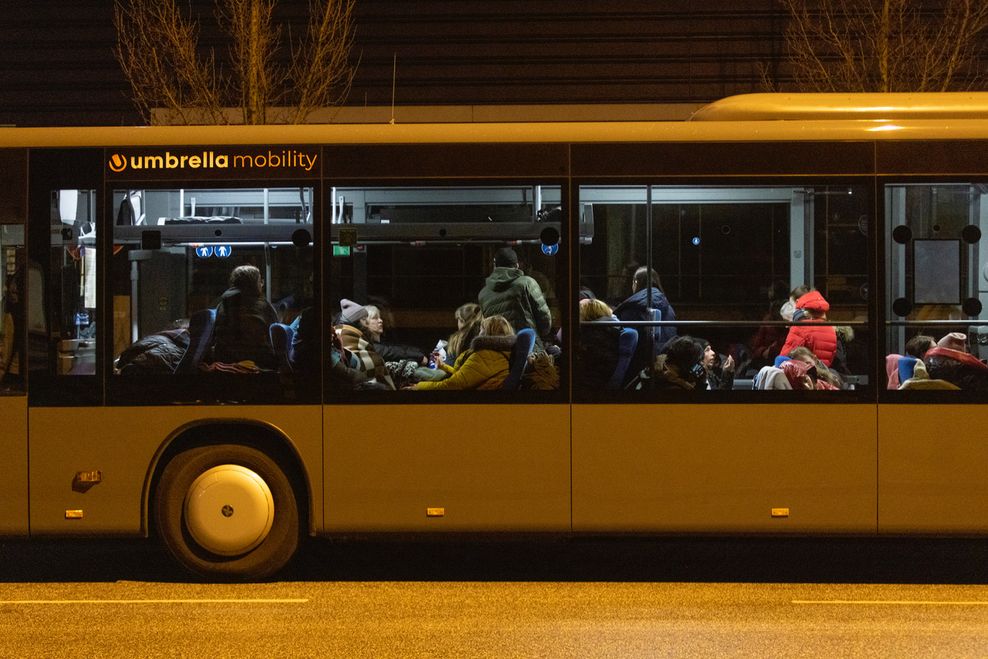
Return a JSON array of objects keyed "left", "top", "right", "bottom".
[
  {"left": 25, "top": 149, "right": 107, "bottom": 534},
  {"left": 0, "top": 149, "right": 28, "bottom": 535},
  {"left": 880, "top": 181, "right": 988, "bottom": 533}
]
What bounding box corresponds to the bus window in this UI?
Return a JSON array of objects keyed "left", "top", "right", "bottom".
[
  {"left": 111, "top": 186, "right": 315, "bottom": 403},
  {"left": 578, "top": 184, "right": 872, "bottom": 395},
  {"left": 886, "top": 183, "right": 988, "bottom": 392},
  {"left": 0, "top": 153, "right": 25, "bottom": 393},
  {"left": 327, "top": 185, "right": 562, "bottom": 394},
  {"left": 46, "top": 189, "right": 98, "bottom": 379}
]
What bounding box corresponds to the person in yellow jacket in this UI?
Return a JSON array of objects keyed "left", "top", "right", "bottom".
[{"left": 411, "top": 315, "right": 515, "bottom": 390}]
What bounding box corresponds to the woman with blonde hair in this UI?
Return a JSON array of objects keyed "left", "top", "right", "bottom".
[
  {"left": 576, "top": 298, "right": 621, "bottom": 389},
  {"left": 412, "top": 315, "right": 516, "bottom": 390},
  {"left": 446, "top": 302, "right": 482, "bottom": 363}
]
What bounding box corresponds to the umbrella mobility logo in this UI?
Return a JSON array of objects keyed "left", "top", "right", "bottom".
[{"left": 107, "top": 149, "right": 318, "bottom": 173}]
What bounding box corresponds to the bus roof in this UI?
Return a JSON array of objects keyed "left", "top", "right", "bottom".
[
  {"left": 5, "top": 94, "right": 988, "bottom": 147},
  {"left": 691, "top": 92, "right": 988, "bottom": 121}
]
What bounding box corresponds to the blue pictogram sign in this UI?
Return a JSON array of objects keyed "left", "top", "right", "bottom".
[
  {"left": 214, "top": 245, "right": 233, "bottom": 258},
  {"left": 195, "top": 246, "right": 214, "bottom": 258},
  {"left": 541, "top": 243, "right": 559, "bottom": 256}
]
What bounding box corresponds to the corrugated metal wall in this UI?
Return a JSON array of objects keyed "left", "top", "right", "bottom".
[{"left": 1, "top": 1, "right": 782, "bottom": 126}]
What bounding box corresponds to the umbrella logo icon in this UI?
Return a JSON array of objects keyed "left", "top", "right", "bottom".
[{"left": 108, "top": 154, "right": 127, "bottom": 173}]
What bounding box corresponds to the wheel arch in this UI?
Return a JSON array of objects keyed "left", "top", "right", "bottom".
[{"left": 142, "top": 419, "right": 313, "bottom": 538}]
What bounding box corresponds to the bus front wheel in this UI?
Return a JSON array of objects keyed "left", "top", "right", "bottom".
[{"left": 154, "top": 444, "right": 299, "bottom": 580}]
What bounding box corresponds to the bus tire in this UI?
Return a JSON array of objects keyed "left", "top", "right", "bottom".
[{"left": 154, "top": 444, "right": 299, "bottom": 581}]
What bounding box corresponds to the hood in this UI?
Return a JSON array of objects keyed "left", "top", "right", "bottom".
[
  {"left": 625, "top": 286, "right": 668, "bottom": 308},
  {"left": 469, "top": 334, "right": 517, "bottom": 352},
  {"left": 485, "top": 267, "right": 524, "bottom": 292},
  {"left": 795, "top": 290, "right": 829, "bottom": 313}
]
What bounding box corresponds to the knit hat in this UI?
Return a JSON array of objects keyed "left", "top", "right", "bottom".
[
  {"left": 494, "top": 247, "right": 519, "bottom": 267},
  {"left": 795, "top": 290, "right": 830, "bottom": 313},
  {"left": 937, "top": 332, "right": 967, "bottom": 352},
  {"left": 339, "top": 298, "right": 367, "bottom": 325}
]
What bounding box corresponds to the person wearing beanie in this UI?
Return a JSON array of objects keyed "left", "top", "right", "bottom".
[
  {"left": 925, "top": 331, "right": 988, "bottom": 390},
  {"left": 334, "top": 298, "right": 395, "bottom": 390},
  {"left": 477, "top": 246, "right": 552, "bottom": 346},
  {"left": 779, "top": 289, "right": 838, "bottom": 366},
  {"left": 338, "top": 298, "right": 368, "bottom": 326},
  {"left": 697, "top": 337, "right": 736, "bottom": 390}
]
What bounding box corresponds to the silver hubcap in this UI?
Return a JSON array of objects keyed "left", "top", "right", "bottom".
[{"left": 184, "top": 464, "right": 275, "bottom": 556}]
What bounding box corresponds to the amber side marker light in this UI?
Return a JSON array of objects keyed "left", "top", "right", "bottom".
[
  {"left": 771, "top": 508, "right": 790, "bottom": 518},
  {"left": 426, "top": 508, "right": 446, "bottom": 518}
]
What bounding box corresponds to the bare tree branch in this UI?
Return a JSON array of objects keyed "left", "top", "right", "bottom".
[
  {"left": 113, "top": 0, "right": 358, "bottom": 125},
  {"left": 777, "top": 0, "right": 988, "bottom": 92}
]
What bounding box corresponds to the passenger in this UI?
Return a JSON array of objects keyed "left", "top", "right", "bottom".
[
  {"left": 647, "top": 335, "right": 706, "bottom": 391},
  {"left": 445, "top": 302, "right": 483, "bottom": 364},
  {"left": 613, "top": 266, "right": 678, "bottom": 385},
  {"left": 779, "top": 285, "right": 811, "bottom": 322},
  {"left": 749, "top": 280, "right": 791, "bottom": 369},
  {"left": 905, "top": 334, "right": 935, "bottom": 359},
  {"left": 361, "top": 304, "right": 428, "bottom": 365},
  {"left": 335, "top": 299, "right": 395, "bottom": 390},
  {"left": 477, "top": 247, "right": 552, "bottom": 348},
  {"left": 697, "top": 337, "right": 735, "bottom": 390},
  {"left": 925, "top": 332, "right": 988, "bottom": 390},
  {"left": 780, "top": 358, "right": 817, "bottom": 390},
  {"left": 788, "top": 346, "right": 841, "bottom": 389},
  {"left": 411, "top": 315, "right": 516, "bottom": 391},
  {"left": 575, "top": 298, "right": 621, "bottom": 390},
  {"left": 212, "top": 264, "right": 278, "bottom": 368},
  {"left": 779, "top": 290, "right": 837, "bottom": 366}
]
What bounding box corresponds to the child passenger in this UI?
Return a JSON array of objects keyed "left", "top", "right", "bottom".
[{"left": 411, "top": 315, "right": 516, "bottom": 391}]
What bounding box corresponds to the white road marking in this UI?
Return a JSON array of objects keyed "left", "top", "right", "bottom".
[
  {"left": 0, "top": 598, "right": 308, "bottom": 605},
  {"left": 793, "top": 600, "right": 988, "bottom": 606}
]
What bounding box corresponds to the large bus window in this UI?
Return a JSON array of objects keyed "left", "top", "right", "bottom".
[
  {"left": 111, "top": 186, "right": 315, "bottom": 403},
  {"left": 886, "top": 183, "right": 988, "bottom": 393},
  {"left": 48, "top": 189, "right": 98, "bottom": 378},
  {"left": 578, "top": 184, "right": 871, "bottom": 395},
  {"left": 328, "top": 185, "right": 562, "bottom": 394}
]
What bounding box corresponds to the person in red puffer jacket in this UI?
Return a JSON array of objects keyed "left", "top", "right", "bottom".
[{"left": 779, "top": 290, "right": 838, "bottom": 366}]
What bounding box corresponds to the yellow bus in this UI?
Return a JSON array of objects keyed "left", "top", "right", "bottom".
[{"left": 2, "top": 93, "right": 988, "bottom": 579}]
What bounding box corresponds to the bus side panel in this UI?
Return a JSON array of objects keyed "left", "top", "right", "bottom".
[
  {"left": 878, "top": 405, "right": 988, "bottom": 533},
  {"left": 573, "top": 404, "right": 877, "bottom": 533},
  {"left": 0, "top": 396, "right": 28, "bottom": 535},
  {"left": 29, "top": 406, "right": 323, "bottom": 535},
  {"left": 323, "top": 404, "right": 570, "bottom": 532}
]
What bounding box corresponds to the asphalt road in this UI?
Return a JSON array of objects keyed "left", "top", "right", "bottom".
[{"left": 0, "top": 537, "right": 987, "bottom": 657}]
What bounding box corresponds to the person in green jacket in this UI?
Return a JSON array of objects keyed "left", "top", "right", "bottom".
[
  {"left": 411, "top": 315, "right": 516, "bottom": 390},
  {"left": 477, "top": 247, "right": 551, "bottom": 346}
]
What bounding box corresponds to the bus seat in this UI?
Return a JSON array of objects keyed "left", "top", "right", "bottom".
[
  {"left": 269, "top": 322, "right": 296, "bottom": 374},
  {"left": 607, "top": 327, "right": 639, "bottom": 389},
  {"left": 502, "top": 327, "right": 536, "bottom": 390},
  {"left": 175, "top": 308, "right": 216, "bottom": 374},
  {"left": 897, "top": 355, "right": 918, "bottom": 382}
]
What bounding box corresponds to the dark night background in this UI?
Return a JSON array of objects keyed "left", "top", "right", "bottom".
[{"left": 0, "top": 1, "right": 787, "bottom": 126}]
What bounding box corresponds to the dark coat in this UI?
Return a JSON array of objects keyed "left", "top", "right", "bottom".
[
  {"left": 117, "top": 329, "right": 189, "bottom": 374},
  {"left": 613, "top": 287, "right": 677, "bottom": 383},
  {"left": 212, "top": 287, "right": 278, "bottom": 368},
  {"left": 478, "top": 267, "right": 552, "bottom": 338},
  {"left": 926, "top": 347, "right": 988, "bottom": 390},
  {"left": 575, "top": 322, "right": 621, "bottom": 389}
]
